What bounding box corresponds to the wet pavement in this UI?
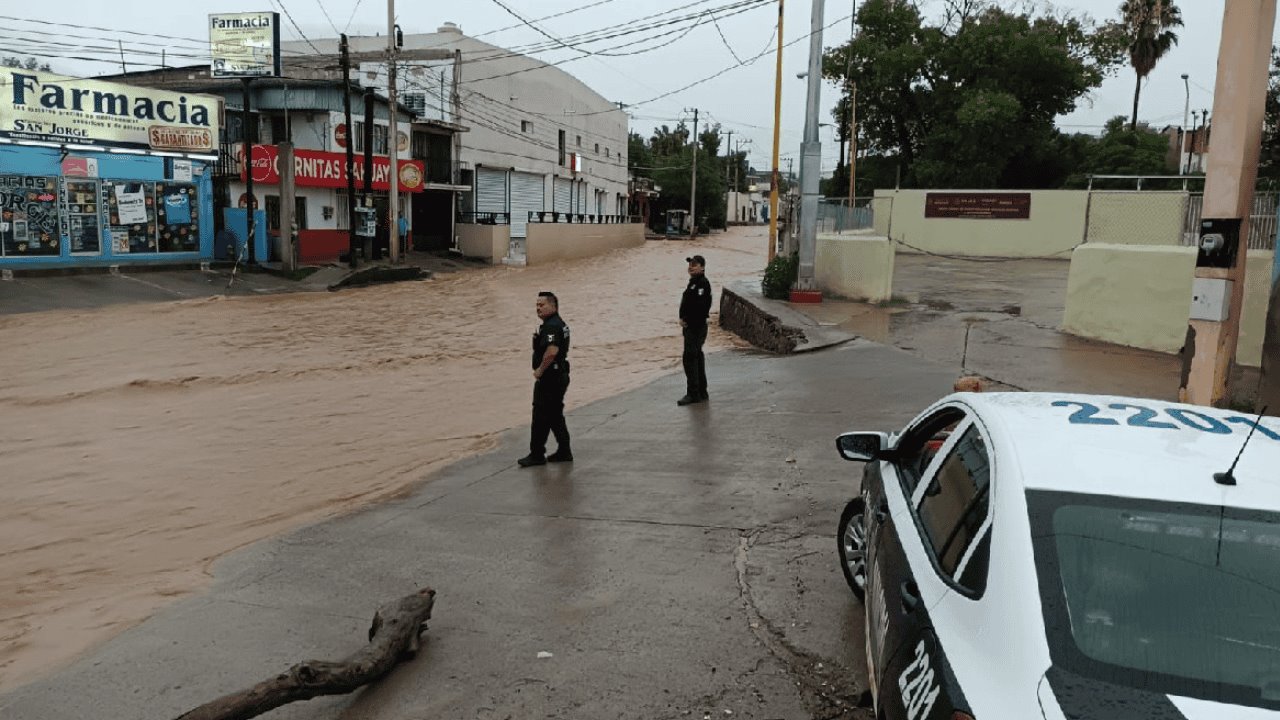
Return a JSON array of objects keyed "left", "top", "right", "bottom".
[
  {"left": 0, "top": 340, "right": 958, "bottom": 720},
  {"left": 800, "top": 254, "right": 1188, "bottom": 400}
]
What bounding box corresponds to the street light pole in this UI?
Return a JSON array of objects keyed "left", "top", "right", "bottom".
[{"left": 1180, "top": 73, "right": 1191, "bottom": 176}]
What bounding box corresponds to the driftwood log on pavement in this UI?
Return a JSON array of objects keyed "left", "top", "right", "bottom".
[{"left": 174, "top": 587, "right": 436, "bottom": 720}]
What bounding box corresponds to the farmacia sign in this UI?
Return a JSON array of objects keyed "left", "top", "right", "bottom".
[{"left": 0, "top": 70, "right": 220, "bottom": 153}]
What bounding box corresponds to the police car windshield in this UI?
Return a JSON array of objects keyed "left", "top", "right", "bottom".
[{"left": 1029, "top": 491, "right": 1280, "bottom": 709}]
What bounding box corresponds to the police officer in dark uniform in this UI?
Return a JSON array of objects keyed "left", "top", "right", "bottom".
[
  {"left": 677, "top": 255, "right": 712, "bottom": 406},
  {"left": 518, "top": 291, "right": 573, "bottom": 467}
]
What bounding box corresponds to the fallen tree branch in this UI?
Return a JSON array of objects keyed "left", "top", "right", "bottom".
[{"left": 174, "top": 587, "right": 436, "bottom": 720}]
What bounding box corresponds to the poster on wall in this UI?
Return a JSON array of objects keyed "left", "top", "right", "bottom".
[
  {"left": 112, "top": 229, "right": 130, "bottom": 254},
  {"left": 173, "top": 160, "right": 193, "bottom": 182},
  {"left": 0, "top": 69, "right": 219, "bottom": 152},
  {"left": 114, "top": 185, "right": 148, "bottom": 224}
]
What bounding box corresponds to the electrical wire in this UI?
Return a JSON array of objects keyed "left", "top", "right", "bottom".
[
  {"left": 313, "top": 0, "right": 342, "bottom": 36},
  {"left": 272, "top": 0, "right": 322, "bottom": 54},
  {"left": 344, "top": 0, "right": 367, "bottom": 33}
]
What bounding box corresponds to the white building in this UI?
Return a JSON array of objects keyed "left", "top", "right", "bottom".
[{"left": 288, "top": 23, "right": 631, "bottom": 259}]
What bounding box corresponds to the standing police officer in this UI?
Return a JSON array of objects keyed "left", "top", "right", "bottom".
[
  {"left": 678, "top": 255, "right": 712, "bottom": 406},
  {"left": 519, "top": 291, "right": 573, "bottom": 467}
]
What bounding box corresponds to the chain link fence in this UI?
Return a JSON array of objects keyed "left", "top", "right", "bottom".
[
  {"left": 1082, "top": 189, "right": 1278, "bottom": 251},
  {"left": 816, "top": 197, "right": 876, "bottom": 234}
]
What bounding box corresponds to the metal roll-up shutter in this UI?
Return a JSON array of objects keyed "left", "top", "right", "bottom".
[
  {"left": 509, "top": 171, "right": 544, "bottom": 238},
  {"left": 475, "top": 168, "right": 508, "bottom": 219},
  {"left": 553, "top": 177, "right": 572, "bottom": 214},
  {"left": 576, "top": 182, "right": 588, "bottom": 214}
]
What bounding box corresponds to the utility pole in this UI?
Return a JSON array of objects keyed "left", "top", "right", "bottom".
[
  {"left": 724, "top": 129, "right": 733, "bottom": 225},
  {"left": 280, "top": 142, "right": 297, "bottom": 272},
  {"left": 242, "top": 77, "right": 256, "bottom": 264},
  {"left": 362, "top": 85, "right": 375, "bottom": 261},
  {"left": 687, "top": 108, "right": 699, "bottom": 238},
  {"left": 341, "top": 34, "right": 358, "bottom": 268},
  {"left": 1185, "top": 0, "right": 1276, "bottom": 407},
  {"left": 1180, "top": 73, "right": 1190, "bottom": 177},
  {"left": 792, "top": 0, "right": 826, "bottom": 299},
  {"left": 845, "top": 1, "right": 858, "bottom": 208},
  {"left": 387, "top": 0, "right": 400, "bottom": 263},
  {"left": 768, "top": 0, "right": 785, "bottom": 262}
]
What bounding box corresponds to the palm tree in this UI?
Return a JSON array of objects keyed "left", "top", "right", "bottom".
[{"left": 1122, "top": 0, "right": 1183, "bottom": 131}]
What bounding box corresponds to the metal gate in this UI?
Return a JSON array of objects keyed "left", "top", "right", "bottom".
[
  {"left": 509, "top": 171, "right": 544, "bottom": 239},
  {"left": 553, "top": 177, "right": 572, "bottom": 214},
  {"left": 475, "top": 167, "right": 507, "bottom": 216}
]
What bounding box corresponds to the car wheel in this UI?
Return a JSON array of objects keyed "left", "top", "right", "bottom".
[{"left": 838, "top": 497, "right": 868, "bottom": 601}]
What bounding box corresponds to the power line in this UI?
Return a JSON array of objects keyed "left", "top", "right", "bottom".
[
  {"left": 344, "top": 0, "right": 367, "bottom": 33},
  {"left": 272, "top": 0, "right": 322, "bottom": 54},
  {"left": 313, "top": 0, "right": 342, "bottom": 36}
]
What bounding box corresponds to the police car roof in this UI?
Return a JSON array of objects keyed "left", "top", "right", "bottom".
[{"left": 957, "top": 392, "right": 1280, "bottom": 511}]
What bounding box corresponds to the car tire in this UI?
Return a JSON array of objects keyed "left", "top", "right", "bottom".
[{"left": 838, "top": 497, "right": 869, "bottom": 601}]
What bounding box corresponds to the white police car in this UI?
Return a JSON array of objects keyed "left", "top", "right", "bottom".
[{"left": 834, "top": 392, "right": 1280, "bottom": 720}]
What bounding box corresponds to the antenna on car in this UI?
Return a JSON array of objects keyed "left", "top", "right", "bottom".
[{"left": 1215, "top": 406, "right": 1268, "bottom": 486}]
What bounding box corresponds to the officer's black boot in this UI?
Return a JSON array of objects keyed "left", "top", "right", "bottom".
[
  {"left": 517, "top": 454, "right": 547, "bottom": 467},
  {"left": 548, "top": 449, "right": 574, "bottom": 462},
  {"left": 677, "top": 393, "right": 703, "bottom": 406}
]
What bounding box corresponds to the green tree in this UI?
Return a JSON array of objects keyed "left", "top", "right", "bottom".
[
  {"left": 822, "top": 0, "right": 1124, "bottom": 189},
  {"left": 1259, "top": 47, "right": 1280, "bottom": 184},
  {"left": 1061, "top": 116, "right": 1170, "bottom": 188},
  {"left": 1121, "top": 0, "right": 1182, "bottom": 131},
  {"left": 1, "top": 56, "right": 52, "bottom": 72},
  {"left": 632, "top": 124, "right": 730, "bottom": 232}
]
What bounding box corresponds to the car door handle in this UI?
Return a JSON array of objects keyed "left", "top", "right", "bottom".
[{"left": 900, "top": 580, "right": 921, "bottom": 613}]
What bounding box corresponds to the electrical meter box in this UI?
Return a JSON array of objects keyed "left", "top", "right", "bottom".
[
  {"left": 1190, "top": 277, "right": 1233, "bottom": 322},
  {"left": 1197, "top": 218, "right": 1241, "bottom": 269}
]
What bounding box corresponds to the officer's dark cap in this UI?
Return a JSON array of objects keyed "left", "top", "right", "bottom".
[{"left": 686, "top": 255, "right": 706, "bottom": 267}]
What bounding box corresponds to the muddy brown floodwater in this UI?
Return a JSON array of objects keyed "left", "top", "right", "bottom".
[{"left": 0, "top": 227, "right": 768, "bottom": 692}]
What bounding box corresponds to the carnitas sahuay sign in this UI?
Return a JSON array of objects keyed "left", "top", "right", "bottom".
[
  {"left": 240, "top": 144, "right": 425, "bottom": 192},
  {"left": 0, "top": 69, "right": 219, "bottom": 153}
]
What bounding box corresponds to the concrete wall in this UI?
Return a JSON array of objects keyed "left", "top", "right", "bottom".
[
  {"left": 1063, "top": 244, "right": 1196, "bottom": 354},
  {"left": 525, "top": 223, "right": 644, "bottom": 265},
  {"left": 815, "top": 234, "right": 894, "bottom": 303},
  {"left": 1062, "top": 244, "right": 1274, "bottom": 367},
  {"left": 1239, "top": 250, "right": 1274, "bottom": 367},
  {"left": 1085, "top": 191, "right": 1187, "bottom": 246},
  {"left": 875, "top": 189, "right": 1088, "bottom": 258},
  {"left": 457, "top": 223, "right": 509, "bottom": 263}
]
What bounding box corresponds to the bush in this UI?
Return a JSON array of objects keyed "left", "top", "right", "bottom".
[{"left": 762, "top": 252, "right": 798, "bottom": 299}]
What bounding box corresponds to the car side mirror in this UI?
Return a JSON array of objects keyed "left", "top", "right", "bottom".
[{"left": 836, "top": 432, "right": 890, "bottom": 462}]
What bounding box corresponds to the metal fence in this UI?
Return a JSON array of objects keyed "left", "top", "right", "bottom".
[
  {"left": 1181, "top": 193, "right": 1278, "bottom": 251},
  {"left": 458, "top": 211, "right": 509, "bottom": 225},
  {"left": 816, "top": 197, "right": 875, "bottom": 234},
  {"left": 527, "top": 212, "right": 636, "bottom": 224}
]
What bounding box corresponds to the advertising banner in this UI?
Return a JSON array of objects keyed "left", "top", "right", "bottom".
[
  {"left": 241, "top": 144, "right": 426, "bottom": 193},
  {"left": 210, "top": 12, "right": 283, "bottom": 78},
  {"left": 0, "top": 69, "right": 219, "bottom": 152}
]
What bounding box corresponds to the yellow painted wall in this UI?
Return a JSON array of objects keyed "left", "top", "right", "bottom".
[
  {"left": 457, "top": 223, "right": 509, "bottom": 263},
  {"left": 1063, "top": 244, "right": 1197, "bottom": 353},
  {"left": 526, "top": 223, "right": 645, "bottom": 265},
  {"left": 815, "top": 234, "right": 894, "bottom": 303},
  {"left": 1062, "top": 245, "right": 1274, "bottom": 367},
  {"left": 1238, "top": 250, "right": 1274, "bottom": 367},
  {"left": 1085, "top": 191, "right": 1188, "bottom": 246},
  {"left": 875, "top": 189, "right": 1088, "bottom": 258}
]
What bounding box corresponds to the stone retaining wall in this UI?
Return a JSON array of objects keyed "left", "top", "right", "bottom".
[{"left": 719, "top": 286, "right": 806, "bottom": 354}]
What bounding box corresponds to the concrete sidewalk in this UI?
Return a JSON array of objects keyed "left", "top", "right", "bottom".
[{"left": 0, "top": 341, "right": 960, "bottom": 720}]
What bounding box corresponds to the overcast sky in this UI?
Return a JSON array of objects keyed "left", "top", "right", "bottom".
[{"left": 5, "top": 1, "right": 1270, "bottom": 173}]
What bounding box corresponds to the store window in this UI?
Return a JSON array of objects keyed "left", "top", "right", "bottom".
[
  {"left": 353, "top": 121, "right": 365, "bottom": 153},
  {"left": 0, "top": 176, "right": 60, "bottom": 257},
  {"left": 103, "top": 181, "right": 199, "bottom": 254},
  {"left": 374, "top": 123, "right": 389, "bottom": 155},
  {"left": 65, "top": 179, "right": 101, "bottom": 254}
]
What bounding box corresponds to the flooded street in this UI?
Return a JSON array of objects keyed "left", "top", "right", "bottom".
[{"left": 0, "top": 227, "right": 767, "bottom": 691}]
